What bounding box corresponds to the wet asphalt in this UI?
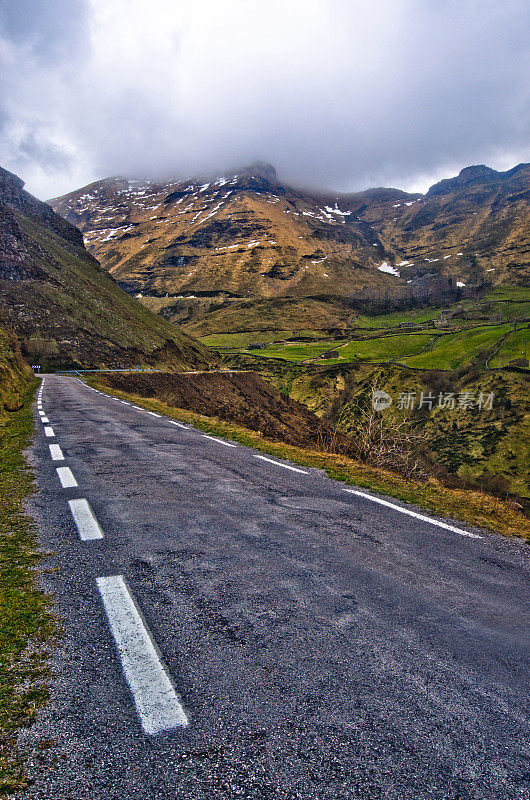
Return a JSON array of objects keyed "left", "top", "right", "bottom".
[{"left": 15, "top": 375, "right": 530, "bottom": 800}]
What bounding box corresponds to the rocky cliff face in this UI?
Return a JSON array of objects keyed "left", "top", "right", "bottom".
[
  {"left": 1, "top": 166, "right": 84, "bottom": 248},
  {"left": 49, "top": 161, "right": 530, "bottom": 308},
  {"left": 357, "top": 163, "right": 530, "bottom": 287}
]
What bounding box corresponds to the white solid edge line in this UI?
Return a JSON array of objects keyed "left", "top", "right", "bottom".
[
  {"left": 168, "top": 421, "right": 188, "bottom": 429},
  {"left": 44, "top": 426, "right": 55, "bottom": 437},
  {"left": 146, "top": 411, "right": 161, "bottom": 417},
  {"left": 253, "top": 454, "right": 309, "bottom": 474},
  {"left": 202, "top": 435, "right": 237, "bottom": 447},
  {"left": 96, "top": 575, "right": 188, "bottom": 735},
  {"left": 343, "top": 489, "right": 482, "bottom": 539},
  {"left": 49, "top": 444, "right": 64, "bottom": 461},
  {"left": 68, "top": 498, "right": 104, "bottom": 541},
  {"left": 56, "top": 466, "right": 78, "bottom": 488}
]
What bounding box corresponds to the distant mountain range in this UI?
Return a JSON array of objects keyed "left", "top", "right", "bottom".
[
  {"left": 0, "top": 166, "right": 211, "bottom": 371},
  {"left": 49, "top": 161, "right": 530, "bottom": 306}
]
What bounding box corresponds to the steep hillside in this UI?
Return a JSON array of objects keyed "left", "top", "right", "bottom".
[
  {"left": 0, "top": 167, "right": 212, "bottom": 371},
  {"left": 0, "top": 322, "right": 32, "bottom": 419},
  {"left": 349, "top": 164, "right": 530, "bottom": 287},
  {"left": 50, "top": 162, "right": 529, "bottom": 325}
]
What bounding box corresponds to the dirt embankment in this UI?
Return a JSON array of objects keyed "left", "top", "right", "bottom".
[{"left": 99, "top": 370, "right": 354, "bottom": 453}]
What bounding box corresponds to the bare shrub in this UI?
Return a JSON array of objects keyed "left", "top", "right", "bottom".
[{"left": 329, "top": 384, "right": 430, "bottom": 479}]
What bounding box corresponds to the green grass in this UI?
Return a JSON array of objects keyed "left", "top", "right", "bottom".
[
  {"left": 89, "top": 378, "right": 530, "bottom": 541},
  {"left": 496, "top": 327, "right": 530, "bottom": 364},
  {"left": 240, "top": 333, "right": 435, "bottom": 364},
  {"left": 329, "top": 333, "right": 434, "bottom": 363},
  {"left": 352, "top": 307, "right": 448, "bottom": 328},
  {"left": 484, "top": 286, "right": 530, "bottom": 302},
  {"left": 0, "top": 380, "right": 58, "bottom": 795},
  {"left": 199, "top": 330, "right": 326, "bottom": 349},
  {"left": 241, "top": 340, "right": 348, "bottom": 362},
  {"left": 403, "top": 325, "right": 512, "bottom": 369}
]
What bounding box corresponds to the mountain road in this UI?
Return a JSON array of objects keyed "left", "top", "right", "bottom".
[{"left": 16, "top": 374, "right": 529, "bottom": 800}]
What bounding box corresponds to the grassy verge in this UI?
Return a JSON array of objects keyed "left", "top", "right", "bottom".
[
  {"left": 0, "top": 381, "right": 58, "bottom": 795},
  {"left": 88, "top": 379, "right": 530, "bottom": 542}
]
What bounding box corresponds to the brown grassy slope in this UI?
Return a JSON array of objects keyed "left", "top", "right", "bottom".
[
  {"left": 95, "top": 370, "right": 353, "bottom": 452},
  {"left": 347, "top": 164, "right": 530, "bottom": 286},
  {"left": 89, "top": 376, "right": 530, "bottom": 541},
  {"left": 50, "top": 169, "right": 398, "bottom": 300},
  {"left": 0, "top": 167, "right": 214, "bottom": 371}
]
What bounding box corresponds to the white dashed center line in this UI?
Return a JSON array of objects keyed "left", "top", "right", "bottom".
[
  {"left": 49, "top": 444, "right": 64, "bottom": 461},
  {"left": 253, "top": 455, "right": 309, "bottom": 474},
  {"left": 56, "top": 466, "right": 78, "bottom": 488},
  {"left": 68, "top": 499, "right": 104, "bottom": 540},
  {"left": 202, "top": 435, "right": 237, "bottom": 447},
  {"left": 44, "top": 426, "right": 55, "bottom": 437},
  {"left": 343, "top": 490, "right": 482, "bottom": 539},
  {"left": 96, "top": 575, "right": 188, "bottom": 735}
]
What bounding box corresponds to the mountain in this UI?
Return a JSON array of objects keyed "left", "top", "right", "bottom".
[
  {"left": 48, "top": 161, "right": 529, "bottom": 335},
  {"left": 50, "top": 161, "right": 529, "bottom": 296},
  {"left": 351, "top": 163, "right": 530, "bottom": 287},
  {"left": 50, "top": 162, "right": 400, "bottom": 302},
  {"left": 0, "top": 166, "right": 212, "bottom": 371}
]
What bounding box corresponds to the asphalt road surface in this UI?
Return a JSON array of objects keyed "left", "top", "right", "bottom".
[{"left": 16, "top": 375, "right": 529, "bottom": 799}]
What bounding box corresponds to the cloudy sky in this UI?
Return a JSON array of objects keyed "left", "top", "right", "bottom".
[{"left": 1, "top": 0, "right": 529, "bottom": 199}]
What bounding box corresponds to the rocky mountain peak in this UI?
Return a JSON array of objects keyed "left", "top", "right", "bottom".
[
  {"left": 426, "top": 164, "right": 501, "bottom": 197},
  {"left": 1, "top": 165, "right": 84, "bottom": 249},
  {"left": 235, "top": 162, "right": 278, "bottom": 184},
  {"left": 458, "top": 164, "right": 497, "bottom": 181}
]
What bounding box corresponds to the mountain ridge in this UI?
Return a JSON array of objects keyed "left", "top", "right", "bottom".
[{"left": 49, "top": 161, "right": 530, "bottom": 303}]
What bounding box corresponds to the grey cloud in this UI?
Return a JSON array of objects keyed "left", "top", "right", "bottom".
[
  {"left": 0, "top": 0, "right": 90, "bottom": 61},
  {"left": 0, "top": 0, "right": 528, "bottom": 199}
]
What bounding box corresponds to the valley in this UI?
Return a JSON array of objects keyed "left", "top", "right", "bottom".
[{"left": 47, "top": 162, "right": 529, "bottom": 505}]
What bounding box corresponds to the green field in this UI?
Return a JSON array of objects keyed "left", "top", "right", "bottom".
[
  {"left": 205, "top": 285, "right": 529, "bottom": 371},
  {"left": 328, "top": 333, "right": 434, "bottom": 363},
  {"left": 403, "top": 325, "right": 512, "bottom": 369},
  {"left": 239, "top": 333, "right": 435, "bottom": 363},
  {"left": 243, "top": 340, "right": 347, "bottom": 361},
  {"left": 352, "top": 308, "right": 448, "bottom": 328},
  {"left": 199, "top": 329, "right": 326, "bottom": 349},
  {"left": 233, "top": 324, "right": 527, "bottom": 371},
  {"left": 496, "top": 327, "right": 530, "bottom": 364}
]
